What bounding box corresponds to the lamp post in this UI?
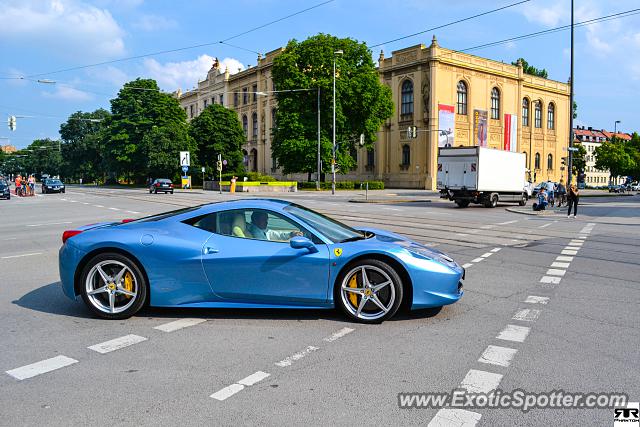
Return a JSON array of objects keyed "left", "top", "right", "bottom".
[
  {"left": 316, "top": 87, "right": 321, "bottom": 191},
  {"left": 567, "top": 0, "right": 575, "bottom": 186},
  {"left": 332, "top": 49, "right": 343, "bottom": 195},
  {"left": 614, "top": 120, "right": 621, "bottom": 134}
]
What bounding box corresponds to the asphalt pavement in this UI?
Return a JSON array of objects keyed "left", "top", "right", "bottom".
[{"left": 1, "top": 186, "right": 638, "bottom": 426}]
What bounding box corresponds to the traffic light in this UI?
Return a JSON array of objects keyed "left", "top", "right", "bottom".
[
  {"left": 216, "top": 160, "right": 223, "bottom": 172},
  {"left": 8, "top": 116, "right": 16, "bottom": 131},
  {"left": 406, "top": 126, "right": 418, "bottom": 139},
  {"left": 561, "top": 157, "right": 567, "bottom": 166}
]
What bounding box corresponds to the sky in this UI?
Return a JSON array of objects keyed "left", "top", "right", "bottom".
[{"left": 1, "top": 0, "right": 639, "bottom": 149}]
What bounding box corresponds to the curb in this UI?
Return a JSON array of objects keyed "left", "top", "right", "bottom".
[{"left": 348, "top": 198, "right": 433, "bottom": 204}]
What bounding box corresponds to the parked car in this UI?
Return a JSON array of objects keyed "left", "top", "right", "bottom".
[
  {"left": 608, "top": 184, "right": 625, "bottom": 193},
  {"left": 42, "top": 178, "right": 66, "bottom": 194},
  {"left": 631, "top": 183, "right": 640, "bottom": 191},
  {"left": 149, "top": 178, "right": 174, "bottom": 194},
  {"left": 0, "top": 180, "right": 10, "bottom": 200}
]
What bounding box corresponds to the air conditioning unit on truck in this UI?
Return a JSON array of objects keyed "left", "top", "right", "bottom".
[{"left": 437, "top": 147, "right": 528, "bottom": 208}]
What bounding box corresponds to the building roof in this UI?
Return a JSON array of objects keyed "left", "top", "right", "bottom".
[
  {"left": 573, "top": 126, "right": 631, "bottom": 141},
  {"left": 601, "top": 130, "right": 632, "bottom": 140}
]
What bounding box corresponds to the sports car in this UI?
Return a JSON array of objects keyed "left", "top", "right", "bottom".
[{"left": 59, "top": 199, "right": 464, "bottom": 323}]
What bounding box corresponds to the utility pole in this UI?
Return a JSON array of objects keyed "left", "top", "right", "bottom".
[
  {"left": 316, "top": 87, "right": 321, "bottom": 191},
  {"left": 332, "top": 50, "right": 343, "bottom": 195},
  {"left": 567, "top": 0, "right": 575, "bottom": 186}
]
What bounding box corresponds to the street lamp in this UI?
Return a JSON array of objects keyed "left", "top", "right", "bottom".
[
  {"left": 332, "top": 49, "right": 343, "bottom": 195},
  {"left": 614, "top": 120, "right": 621, "bottom": 134}
]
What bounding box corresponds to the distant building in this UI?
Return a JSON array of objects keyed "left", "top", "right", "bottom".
[
  {"left": 1, "top": 145, "right": 17, "bottom": 153},
  {"left": 574, "top": 125, "right": 626, "bottom": 186}
]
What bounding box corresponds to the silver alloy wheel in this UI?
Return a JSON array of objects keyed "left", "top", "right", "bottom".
[
  {"left": 85, "top": 260, "right": 138, "bottom": 314},
  {"left": 340, "top": 265, "right": 396, "bottom": 321}
]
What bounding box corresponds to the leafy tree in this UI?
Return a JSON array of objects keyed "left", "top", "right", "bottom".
[
  {"left": 271, "top": 34, "right": 393, "bottom": 175},
  {"left": 594, "top": 139, "right": 635, "bottom": 182},
  {"left": 106, "top": 78, "right": 190, "bottom": 182},
  {"left": 512, "top": 58, "right": 548, "bottom": 78},
  {"left": 144, "top": 123, "right": 196, "bottom": 180},
  {"left": 189, "top": 104, "right": 245, "bottom": 175},
  {"left": 571, "top": 142, "right": 587, "bottom": 175},
  {"left": 22, "top": 139, "right": 63, "bottom": 177}
]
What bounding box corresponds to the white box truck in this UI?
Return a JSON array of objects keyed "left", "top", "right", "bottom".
[{"left": 437, "top": 147, "right": 528, "bottom": 208}]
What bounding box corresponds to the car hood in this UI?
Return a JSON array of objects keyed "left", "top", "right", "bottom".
[{"left": 355, "top": 226, "right": 455, "bottom": 263}]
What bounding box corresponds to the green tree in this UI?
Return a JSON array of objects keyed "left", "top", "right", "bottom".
[
  {"left": 512, "top": 58, "right": 549, "bottom": 78},
  {"left": 271, "top": 34, "right": 393, "bottom": 175},
  {"left": 144, "top": 123, "right": 196, "bottom": 180},
  {"left": 189, "top": 104, "right": 245, "bottom": 175},
  {"left": 594, "top": 139, "right": 635, "bottom": 183},
  {"left": 106, "top": 78, "right": 190, "bottom": 182},
  {"left": 22, "top": 139, "right": 63, "bottom": 177},
  {"left": 571, "top": 142, "right": 587, "bottom": 175}
]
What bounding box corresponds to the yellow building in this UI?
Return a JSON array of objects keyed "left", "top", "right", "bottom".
[{"left": 178, "top": 37, "right": 570, "bottom": 189}]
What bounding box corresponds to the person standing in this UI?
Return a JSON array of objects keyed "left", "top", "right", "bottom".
[{"left": 567, "top": 183, "right": 579, "bottom": 218}]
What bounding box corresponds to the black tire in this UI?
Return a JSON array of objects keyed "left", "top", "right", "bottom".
[
  {"left": 154, "top": 189, "right": 158, "bottom": 194},
  {"left": 61, "top": 189, "right": 65, "bottom": 193},
  {"left": 170, "top": 190, "right": 174, "bottom": 194},
  {"left": 455, "top": 200, "right": 470, "bottom": 208},
  {"left": 518, "top": 193, "right": 527, "bottom": 206},
  {"left": 334, "top": 259, "right": 403, "bottom": 324},
  {"left": 79, "top": 252, "right": 148, "bottom": 320},
  {"left": 149, "top": 189, "right": 153, "bottom": 194},
  {"left": 484, "top": 193, "right": 498, "bottom": 208}
]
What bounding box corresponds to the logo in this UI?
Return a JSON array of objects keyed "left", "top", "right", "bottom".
[
  {"left": 615, "top": 402, "right": 640, "bottom": 425},
  {"left": 333, "top": 248, "right": 343, "bottom": 257}
]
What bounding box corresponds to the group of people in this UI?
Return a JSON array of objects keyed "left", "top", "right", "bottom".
[
  {"left": 534, "top": 179, "right": 580, "bottom": 217},
  {"left": 13, "top": 174, "right": 36, "bottom": 196}
]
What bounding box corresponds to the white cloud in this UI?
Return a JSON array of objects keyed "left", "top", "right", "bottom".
[
  {"left": 0, "top": 0, "right": 126, "bottom": 60},
  {"left": 87, "top": 65, "right": 129, "bottom": 87},
  {"left": 143, "top": 55, "right": 244, "bottom": 91},
  {"left": 520, "top": 2, "right": 566, "bottom": 27},
  {"left": 42, "top": 84, "right": 92, "bottom": 101},
  {"left": 132, "top": 14, "right": 177, "bottom": 31}
]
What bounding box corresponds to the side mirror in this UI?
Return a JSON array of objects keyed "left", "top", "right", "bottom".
[{"left": 290, "top": 236, "right": 317, "bottom": 253}]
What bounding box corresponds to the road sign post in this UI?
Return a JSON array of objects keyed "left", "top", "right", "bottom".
[{"left": 217, "top": 154, "right": 222, "bottom": 194}]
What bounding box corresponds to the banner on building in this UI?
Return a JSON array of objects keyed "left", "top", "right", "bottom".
[
  {"left": 503, "top": 113, "right": 518, "bottom": 152},
  {"left": 438, "top": 104, "right": 455, "bottom": 147},
  {"left": 474, "top": 109, "right": 488, "bottom": 147}
]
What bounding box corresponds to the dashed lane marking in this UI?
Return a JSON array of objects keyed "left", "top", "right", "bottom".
[
  {"left": 478, "top": 345, "right": 518, "bottom": 367},
  {"left": 126, "top": 210, "right": 141, "bottom": 214},
  {"left": 496, "top": 324, "right": 530, "bottom": 343},
  {"left": 480, "top": 252, "right": 493, "bottom": 258},
  {"left": 556, "top": 256, "right": 574, "bottom": 262},
  {"left": 569, "top": 240, "right": 583, "bottom": 245},
  {"left": 6, "top": 355, "right": 78, "bottom": 380},
  {"left": 546, "top": 269, "right": 566, "bottom": 277},
  {"left": 490, "top": 247, "right": 502, "bottom": 253},
  {"left": 524, "top": 296, "right": 549, "bottom": 304},
  {"left": 94, "top": 205, "right": 104, "bottom": 208},
  {"left": 428, "top": 409, "right": 481, "bottom": 427},
  {"left": 323, "top": 327, "right": 354, "bottom": 342},
  {"left": 460, "top": 369, "right": 503, "bottom": 393},
  {"left": 108, "top": 207, "right": 120, "bottom": 211},
  {"left": 471, "top": 258, "right": 484, "bottom": 263},
  {"left": 210, "top": 371, "right": 271, "bottom": 401},
  {"left": 462, "top": 263, "right": 473, "bottom": 269},
  {"left": 561, "top": 249, "right": 578, "bottom": 256},
  {"left": 238, "top": 371, "right": 271, "bottom": 386},
  {"left": 551, "top": 262, "right": 570, "bottom": 268},
  {"left": 1, "top": 252, "right": 43, "bottom": 259},
  {"left": 496, "top": 220, "right": 518, "bottom": 225},
  {"left": 88, "top": 334, "right": 147, "bottom": 354},
  {"left": 275, "top": 346, "right": 319, "bottom": 367},
  {"left": 540, "top": 276, "right": 562, "bottom": 284},
  {"left": 539, "top": 222, "right": 553, "bottom": 228},
  {"left": 154, "top": 318, "right": 207, "bottom": 333},
  {"left": 512, "top": 308, "right": 541, "bottom": 322},
  {"left": 26, "top": 221, "right": 72, "bottom": 227}
]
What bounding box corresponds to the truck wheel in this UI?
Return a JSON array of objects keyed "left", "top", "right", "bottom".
[
  {"left": 455, "top": 200, "right": 470, "bottom": 208},
  {"left": 518, "top": 193, "right": 527, "bottom": 206},
  {"left": 484, "top": 194, "right": 498, "bottom": 208}
]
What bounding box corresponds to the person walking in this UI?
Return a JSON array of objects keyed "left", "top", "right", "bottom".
[{"left": 567, "top": 183, "right": 579, "bottom": 218}]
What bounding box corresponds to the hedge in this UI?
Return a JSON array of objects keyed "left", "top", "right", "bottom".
[
  {"left": 219, "top": 172, "right": 277, "bottom": 182},
  {"left": 298, "top": 181, "right": 384, "bottom": 190}
]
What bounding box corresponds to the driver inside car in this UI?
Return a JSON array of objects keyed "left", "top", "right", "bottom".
[{"left": 247, "top": 211, "right": 303, "bottom": 242}]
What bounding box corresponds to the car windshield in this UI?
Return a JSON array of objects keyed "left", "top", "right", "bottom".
[
  {"left": 156, "top": 179, "right": 171, "bottom": 183},
  {"left": 134, "top": 205, "right": 202, "bottom": 223},
  {"left": 47, "top": 179, "right": 62, "bottom": 185},
  {"left": 283, "top": 203, "right": 367, "bottom": 243}
]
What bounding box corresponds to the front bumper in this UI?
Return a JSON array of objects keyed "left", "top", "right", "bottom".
[{"left": 59, "top": 242, "right": 87, "bottom": 300}]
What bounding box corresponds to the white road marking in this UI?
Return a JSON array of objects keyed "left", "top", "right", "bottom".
[
  {"left": 88, "top": 334, "right": 147, "bottom": 354},
  {"left": 324, "top": 327, "right": 354, "bottom": 342},
  {"left": 108, "top": 207, "right": 120, "bottom": 211},
  {"left": 471, "top": 258, "right": 484, "bottom": 263},
  {"left": 551, "top": 262, "right": 570, "bottom": 268},
  {"left": 496, "top": 220, "right": 518, "bottom": 225},
  {"left": 275, "top": 346, "right": 319, "bottom": 367},
  {"left": 478, "top": 345, "right": 518, "bottom": 367},
  {"left": 540, "top": 276, "right": 562, "bottom": 284},
  {"left": 561, "top": 249, "right": 578, "bottom": 256},
  {"left": 497, "top": 324, "right": 531, "bottom": 343},
  {"left": 512, "top": 308, "right": 541, "bottom": 322},
  {"left": 1, "top": 237, "right": 17, "bottom": 241},
  {"left": 556, "top": 256, "right": 574, "bottom": 262},
  {"left": 539, "top": 222, "right": 552, "bottom": 228},
  {"left": 460, "top": 369, "right": 503, "bottom": 393},
  {"left": 210, "top": 383, "right": 245, "bottom": 401},
  {"left": 462, "top": 263, "right": 473, "bottom": 268},
  {"left": 569, "top": 240, "right": 583, "bottom": 245},
  {"left": 6, "top": 355, "right": 78, "bottom": 380},
  {"left": 546, "top": 269, "right": 566, "bottom": 276},
  {"left": 126, "top": 211, "right": 140, "bottom": 214},
  {"left": 238, "top": 371, "right": 270, "bottom": 386},
  {"left": 481, "top": 252, "right": 493, "bottom": 258},
  {"left": 490, "top": 247, "right": 502, "bottom": 253},
  {"left": 578, "top": 235, "right": 587, "bottom": 239},
  {"left": 94, "top": 205, "right": 104, "bottom": 208},
  {"left": 82, "top": 202, "right": 90, "bottom": 205},
  {"left": 428, "top": 409, "right": 481, "bottom": 427},
  {"left": 69, "top": 200, "right": 77, "bottom": 203},
  {"left": 26, "top": 221, "right": 72, "bottom": 227},
  {"left": 480, "top": 225, "right": 495, "bottom": 229},
  {"left": 1, "top": 252, "right": 43, "bottom": 259},
  {"left": 524, "top": 295, "right": 549, "bottom": 304},
  {"left": 154, "top": 318, "right": 207, "bottom": 333},
  {"left": 456, "top": 233, "right": 469, "bottom": 237}
]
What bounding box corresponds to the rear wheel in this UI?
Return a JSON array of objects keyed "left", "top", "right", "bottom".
[
  {"left": 455, "top": 200, "right": 470, "bottom": 208},
  {"left": 79, "top": 252, "right": 147, "bottom": 320},
  {"left": 518, "top": 193, "right": 527, "bottom": 206},
  {"left": 335, "top": 259, "right": 403, "bottom": 324},
  {"left": 484, "top": 193, "right": 498, "bottom": 208}
]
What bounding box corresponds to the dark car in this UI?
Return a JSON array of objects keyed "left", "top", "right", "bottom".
[
  {"left": 608, "top": 184, "right": 625, "bottom": 193},
  {"left": 0, "top": 180, "right": 10, "bottom": 200},
  {"left": 42, "top": 178, "right": 66, "bottom": 194},
  {"left": 149, "top": 178, "right": 174, "bottom": 194}
]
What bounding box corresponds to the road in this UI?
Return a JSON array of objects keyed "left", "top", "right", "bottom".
[{"left": 1, "top": 187, "right": 638, "bottom": 426}]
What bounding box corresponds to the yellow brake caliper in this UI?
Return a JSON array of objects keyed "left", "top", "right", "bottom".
[
  {"left": 348, "top": 274, "right": 359, "bottom": 308},
  {"left": 123, "top": 272, "right": 134, "bottom": 298}
]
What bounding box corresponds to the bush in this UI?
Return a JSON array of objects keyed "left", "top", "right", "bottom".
[
  {"left": 219, "top": 172, "right": 277, "bottom": 182},
  {"left": 297, "top": 180, "right": 384, "bottom": 190}
]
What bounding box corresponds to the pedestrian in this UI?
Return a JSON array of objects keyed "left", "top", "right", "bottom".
[
  {"left": 567, "top": 183, "right": 579, "bottom": 218},
  {"left": 556, "top": 180, "right": 567, "bottom": 207}
]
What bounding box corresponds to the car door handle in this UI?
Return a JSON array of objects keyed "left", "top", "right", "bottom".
[{"left": 203, "top": 247, "right": 219, "bottom": 254}]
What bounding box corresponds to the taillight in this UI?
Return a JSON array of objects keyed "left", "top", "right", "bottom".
[
  {"left": 62, "top": 230, "right": 83, "bottom": 244},
  {"left": 170, "top": 184, "right": 174, "bottom": 188},
  {"left": 122, "top": 218, "right": 135, "bottom": 223},
  {"left": 155, "top": 183, "right": 160, "bottom": 187}
]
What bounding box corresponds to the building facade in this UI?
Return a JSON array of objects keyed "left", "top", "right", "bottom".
[
  {"left": 178, "top": 38, "right": 570, "bottom": 189},
  {"left": 1, "top": 145, "right": 17, "bottom": 154},
  {"left": 574, "top": 126, "right": 629, "bottom": 187}
]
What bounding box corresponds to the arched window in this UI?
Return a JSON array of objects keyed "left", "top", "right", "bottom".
[
  {"left": 491, "top": 87, "right": 500, "bottom": 119},
  {"left": 400, "top": 80, "right": 414, "bottom": 120},
  {"left": 534, "top": 101, "right": 542, "bottom": 128},
  {"left": 242, "top": 149, "right": 249, "bottom": 167},
  {"left": 366, "top": 149, "right": 375, "bottom": 170},
  {"left": 242, "top": 115, "right": 248, "bottom": 137},
  {"left": 522, "top": 151, "right": 528, "bottom": 167},
  {"left": 522, "top": 98, "right": 530, "bottom": 127},
  {"left": 250, "top": 148, "right": 258, "bottom": 172},
  {"left": 534, "top": 152, "right": 541, "bottom": 169},
  {"left": 252, "top": 112, "right": 258, "bottom": 140},
  {"left": 547, "top": 103, "right": 555, "bottom": 130},
  {"left": 547, "top": 154, "right": 553, "bottom": 170},
  {"left": 456, "top": 81, "right": 468, "bottom": 115},
  {"left": 401, "top": 144, "right": 410, "bottom": 166}
]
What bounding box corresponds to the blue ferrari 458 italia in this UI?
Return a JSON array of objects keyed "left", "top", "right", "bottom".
[{"left": 59, "top": 199, "right": 464, "bottom": 323}]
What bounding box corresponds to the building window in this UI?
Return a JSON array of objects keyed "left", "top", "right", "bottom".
[
  {"left": 190, "top": 104, "right": 194, "bottom": 118},
  {"left": 203, "top": 99, "right": 208, "bottom": 108},
  {"left": 491, "top": 87, "right": 500, "bottom": 120},
  {"left": 534, "top": 101, "right": 542, "bottom": 128},
  {"left": 243, "top": 88, "right": 249, "bottom": 104},
  {"left": 242, "top": 114, "right": 248, "bottom": 137},
  {"left": 233, "top": 93, "right": 238, "bottom": 107},
  {"left": 547, "top": 103, "right": 555, "bottom": 130},
  {"left": 252, "top": 84, "right": 258, "bottom": 102},
  {"left": 400, "top": 80, "right": 414, "bottom": 120},
  {"left": 211, "top": 97, "right": 216, "bottom": 105},
  {"left": 252, "top": 112, "right": 258, "bottom": 140},
  {"left": 401, "top": 144, "right": 410, "bottom": 166},
  {"left": 250, "top": 148, "right": 258, "bottom": 172},
  {"left": 522, "top": 151, "right": 528, "bottom": 167},
  {"left": 547, "top": 154, "right": 553, "bottom": 170},
  {"left": 522, "top": 98, "right": 530, "bottom": 127},
  {"left": 271, "top": 108, "right": 277, "bottom": 130},
  {"left": 366, "top": 149, "right": 375, "bottom": 170},
  {"left": 456, "top": 81, "right": 467, "bottom": 115},
  {"left": 534, "top": 152, "right": 541, "bottom": 169},
  {"left": 220, "top": 94, "right": 224, "bottom": 105}
]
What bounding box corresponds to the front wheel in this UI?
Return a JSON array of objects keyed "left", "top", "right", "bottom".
[
  {"left": 335, "top": 259, "right": 403, "bottom": 323},
  {"left": 518, "top": 193, "right": 527, "bottom": 206},
  {"left": 484, "top": 193, "right": 498, "bottom": 208},
  {"left": 79, "top": 252, "right": 147, "bottom": 320},
  {"left": 455, "top": 200, "right": 470, "bottom": 208}
]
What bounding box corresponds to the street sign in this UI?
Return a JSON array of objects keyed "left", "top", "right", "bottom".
[
  {"left": 179, "top": 151, "right": 191, "bottom": 166},
  {"left": 567, "top": 147, "right": 579, "bottom": 152},
  {"left": 201, "top": 166, "right": 206, "bottom": 173},
  {"left": 222, "top": 159, "right": 228, "bottom": 166},
  {"left": 181, "top": 165, "right": 189, "bottom": 173}
]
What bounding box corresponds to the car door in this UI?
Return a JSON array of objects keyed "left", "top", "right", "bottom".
[{"left": 200, "top": 209, "right": 331, "bottom": 306}]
